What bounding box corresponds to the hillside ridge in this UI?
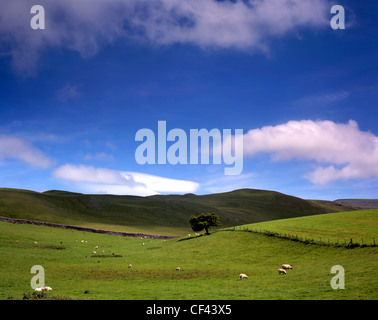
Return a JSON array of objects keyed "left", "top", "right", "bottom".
[{"left": 0, "top": 187, "right": 359, "bottom": 235}]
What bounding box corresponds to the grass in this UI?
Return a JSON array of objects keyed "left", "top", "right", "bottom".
[
  {"left": 236, "top": 209, "right": 378, "bottom": 246},
  {"left": 0, "top": 214, "right": 377, "bottom": 300}
]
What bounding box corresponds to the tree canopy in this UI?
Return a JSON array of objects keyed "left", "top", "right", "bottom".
[{"left": 189, "top": 213, "right": 221, "bottom": 235}]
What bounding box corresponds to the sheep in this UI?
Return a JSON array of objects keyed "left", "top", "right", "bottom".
[
  {"left": 34, "top": 286, "right": 52, "bottom": 292},
  {"left": 188, "top": 234, "right": 191, "bottom": 237},
  {"left": 176, "top": 267, "right": 181, "bottom": 271},
  {"left": 93, "top": 251, "right": 97, "bottom": 254},
  {"left": 142, "top": 243, "right": 145, "bottom": 245},
  {"left": 278, "top": 269, "right": 287, "bottom": 275},
  {"left": 128, "top": 264, "right": 132, "bottom": 268},
  {"left": 95, "top": 246, "right": 99, "bottom": 249},
  {"left": 34, "top": 241, "right": 38, "bottom": 244},
  {"left": 282, "top": 264, "right": 293, "bottom": 270},
  {"left": 239, "top": 273, "right": 248, "bottom": 279}
]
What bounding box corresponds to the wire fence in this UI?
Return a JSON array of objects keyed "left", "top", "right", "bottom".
[{"left": 220, "top": 225, "right": 377, "bottom": 248}]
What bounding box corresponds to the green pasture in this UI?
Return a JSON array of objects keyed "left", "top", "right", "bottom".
[
  {"left": 0, "top": 213, "right": 377, "bottom": 300},
  {"left": 238, "top": 209, "right": 378, "bottom": 246}
]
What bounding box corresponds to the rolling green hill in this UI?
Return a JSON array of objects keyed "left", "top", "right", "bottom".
[
  {"left": 233, "top": 209, "right": 378, "bottom": 246},
  {"left": 0, "top": 188, "right": 356, "bottom": 236},
  {"left": 0, "top": 214, "right": 377, "bottom": 300}
]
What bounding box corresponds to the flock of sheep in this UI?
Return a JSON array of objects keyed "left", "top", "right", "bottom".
[
  {"left": 239, "top": 264, "right": 293, "bottom": 279},
  {"left": 32, "top": 236, "right": 293, "bottom": 294}
]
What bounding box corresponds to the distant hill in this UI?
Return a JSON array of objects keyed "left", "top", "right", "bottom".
[
  {"left": 0, "top": 187, "right": 357, "bottom": 236},
  {"left": 334, "top": 199, "right": 378, "bottom": 209}
]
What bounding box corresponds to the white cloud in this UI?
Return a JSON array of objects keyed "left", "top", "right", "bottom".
[
  {"left": 0, "top": 0, "right": 330, "bottom": 75},
  {"left": 243, "top": 119, "right": 378, "bottom": 184},
  {"left": 0, "top": 135, "right": 53, "bottom": 168},
  {"left": 56, "top": 83, "right": 80, "bottom": 101},
  {"left": 53, "top": 164, "right": 199, "bottom": 196},
  {"left": 84, "top": 152, "right": 114, "bottom": 161},
  {"left": 201, "top": 172, "right": 256, "bottom": 194},
  {"left": 293, "top": 90, "right": 350, "bottom": 107}
]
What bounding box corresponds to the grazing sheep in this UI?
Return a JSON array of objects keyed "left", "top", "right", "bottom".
[
  {"left": 34, "top": 241, "right": 38, "bottom": 244},
  {"left": 188, "top": 234, "right": 191, "bottom": 237},
  {"left": 278, "top": 269, "right": 287, "bottom": 275},
  {"left": 93, "top": 251, "right": 96, "bottom": 254},
  {"left": 95, "top": 246, "right": 98, "bottom": 249},
  {"left": 239, "top": 273, "right": 248, "bottom": 279},
  {"left": 142, "top": 243, "right": 145, "bottom": 245},
  {"left": 34, "top": 286, "right": 52, "bottom": 292},
  {"left": 81, "top": 240, "right": 84, "bottom": 243},
  {"left": 128, "top": 264, "right": 132, "bottom": 268},
  {"left": 282, "top": 264, "right": 293, "bottom": 269},
  {"left": 176, "top": 267, "right": 181, "bottom": 271}
]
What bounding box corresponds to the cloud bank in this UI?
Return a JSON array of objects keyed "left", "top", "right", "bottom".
[
  {"left": 53, "top": 164, "right": 199, "bottom": 196},
  {"left": 243, "top": 119, "right": 378, "bottom": 184},
  {"left": 0, "top": 135, "right": 52, "bottom": 168},
  {"left": 0, "top": 0, "right": 330, "bottom": 75}
]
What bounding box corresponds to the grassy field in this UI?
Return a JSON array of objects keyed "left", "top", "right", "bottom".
[
  {"left": 0, "top": 210, "right": 377, "bottom": 300},
  {"left": 0, "top": 188, "right": 356, "bottom": 237},
  {"left": 237, "top": 209, "right": 378, "bottom": 246}
]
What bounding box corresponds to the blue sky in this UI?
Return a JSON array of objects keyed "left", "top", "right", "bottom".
[{"left": 0, "top": 0, "right": 377, "bottom": 200}]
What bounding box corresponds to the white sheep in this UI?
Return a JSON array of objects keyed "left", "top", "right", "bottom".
[
  {"left": 239, "top": 273, "right": 248, "bottom": 279},
  {"left": 142, "top": 243, "right": 145, "bottom": 245},
  {"left": 282, "top": 264, "right": 293, "bottom": 269},
  {"left": 278, "top": 269, "right": 287, "bottom": 275},
  {"left": 95, "top": 245, "right": 99, "bottom": 249},
  {"left": 128, "top": 264, "right": 132, "bottom": 268},
  {"left": 188, "top": 234, "right": 191, "bottom": 237},
  {"left": 176, "top": 267, "right": 181, "bottom": 271},
  {"left": 34, "top": 286, "right": 52, "bottom": 292},
  {"left": 93, "top": 251, "right": 96, "bottom": 254}
]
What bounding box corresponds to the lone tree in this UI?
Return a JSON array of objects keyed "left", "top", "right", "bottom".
[{"left": 189, "top": 213, "right": 221, "bottom": 235}]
